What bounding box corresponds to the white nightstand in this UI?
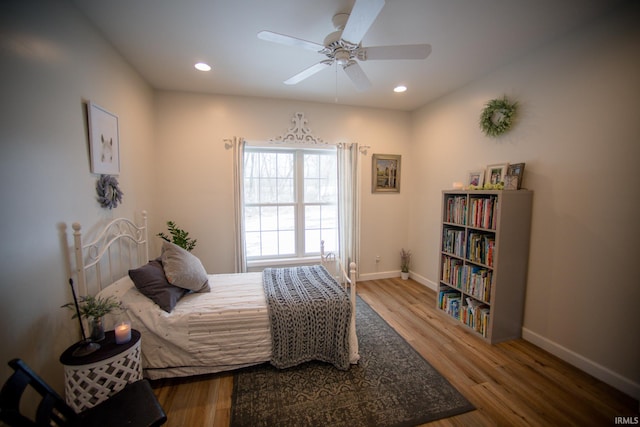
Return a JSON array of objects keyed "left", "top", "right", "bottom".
[{"left": 59, "top": 329, "right": 142, "bottom": 413}]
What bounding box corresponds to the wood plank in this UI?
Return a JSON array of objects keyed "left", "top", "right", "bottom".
[{"left": 151, "top": 278, "right": 639, "bottom": 426}]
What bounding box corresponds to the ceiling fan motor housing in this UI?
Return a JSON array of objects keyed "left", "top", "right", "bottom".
[{"left": 322, "top": 13, "right": 358, "bottom": 66}]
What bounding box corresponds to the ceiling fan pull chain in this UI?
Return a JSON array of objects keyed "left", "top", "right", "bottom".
[{"left": 335, "top": 63, "right": 339, "bottom": 103}]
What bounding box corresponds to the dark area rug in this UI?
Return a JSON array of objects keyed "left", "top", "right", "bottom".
[{"left": 231, "top": 296, "right": 475, "bottom": 427}]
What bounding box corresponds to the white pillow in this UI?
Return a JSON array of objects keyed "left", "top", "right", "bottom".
[{"left": 160, "top": 241, "right": 210, "bottom": 293}]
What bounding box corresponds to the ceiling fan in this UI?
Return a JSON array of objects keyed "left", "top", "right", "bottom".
[{"left": 257, "top": 0, "right": 431, "bottom": 91}]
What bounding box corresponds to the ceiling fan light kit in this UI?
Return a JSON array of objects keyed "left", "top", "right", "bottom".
[{"left": 257, "top": 0, "right": 431, "bottom": 91}]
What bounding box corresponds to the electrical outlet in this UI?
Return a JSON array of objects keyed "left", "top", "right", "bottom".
[{"left": 375, "top": 255, "right": 380, "bottom": 263}]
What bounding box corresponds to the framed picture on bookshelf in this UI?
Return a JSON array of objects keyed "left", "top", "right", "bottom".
[
  {"left": 504, "top": 175, "right": 518, "bottom": 190},
  {"left": 485, "top": 163, "right": 509, "bottom": 185},
  {"left": 467, "top": 170, "right": 485, "bottom": 188},
  {"left": 372, "top": 154, "right": 401, "bottom": 193},
  {"left": 506, "top": 162, "right": 525, "bottom": 189}
]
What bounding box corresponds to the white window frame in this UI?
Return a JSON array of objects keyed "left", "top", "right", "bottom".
[{"left": 243, "top": 144, "right": 337, "bottom": 267}]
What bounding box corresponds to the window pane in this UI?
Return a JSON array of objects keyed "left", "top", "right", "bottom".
[
  {"left": 279, "top": 230, "right": 295, "bottom": 255},
  {"left": 304, "top": 154, "right": 319, "bottom": 178},
  {"left": 259, "top": 153, "right": 277, "bottom": 176},
  {"left": 304, "top": 178, "right": 320, "bottom": 202},
  {"left": 279, "top": 206, "right": 295, "bottom": 230},
  {"left": 261, "top": 206, "right": 277, "bottom": 230},
  {"left": 321, "top": 205, "right": 337, "bottom": 228},
  {"left": 259, "top": 178, "right": 276, "bottom": 203},
  {"left": 277, "top": 178, "right": 294, "bottom": 203},
  {"left": 244, "top": 152, "right": 259, "bottom": 176},
  {"left": 277, "top": 153, "right": 293, "bottom": 178},
  {"left": 261, "top": 231, "right": 279, "bottom": 256},
  {"left": 305, "top": 205, "right": 320, "bottom": 229},
  {"left": 305, "top": 229, "right": 321, "bottom": 253},
  {"left": 320, "top": 229, "right": 337, "bottom": 253},
  {"left": 245, "top": 231, "right": 261, "bottom": 257},
  {"left": 244, "top": 206, "right": 260, "bottom": 232},
  {"left": 244, "top": 177, "right": 259, "bottom": 203}
]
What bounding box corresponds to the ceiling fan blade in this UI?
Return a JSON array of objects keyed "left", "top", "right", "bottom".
[
  {"left": 284, "top": 60, "right": 333, "bottom": 85},
  {"left": 342, "top": 61, "right": 372, "bottom": 92},
  {"left": 257, "top": 30, "right": 324, "bottom": 52},
  {"left": 358, "top": 44, "right": 432, "bottom": 61},
  {"left": 341, "top": 0, "right": 385, "bottom": 46}
]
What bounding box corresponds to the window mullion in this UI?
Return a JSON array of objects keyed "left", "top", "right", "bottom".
[{"left": 295, "top": 150, "right": 305, "bottom": 257}]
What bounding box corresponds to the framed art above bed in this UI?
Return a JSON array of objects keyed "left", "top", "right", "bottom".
[{"left": 87, "top": 101, "right": 120, "bottom": 175}]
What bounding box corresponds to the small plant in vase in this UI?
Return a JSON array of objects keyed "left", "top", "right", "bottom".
[
  {"left": 62, "top": 295, "right": 122, "bottom": 342},
  {"left": 400, "top": 248, "right": 412, "bottom": 280}
]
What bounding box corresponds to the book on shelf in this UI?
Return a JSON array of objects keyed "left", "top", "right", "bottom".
[
  {"left": 442, "top": 227, "right": 465, "bottom": 257},
  {"left": 438, "top": 287, "right": 461, "bottom": 318},
  {"left": 441, "top": 256, "right": 464, "bottom": 287},
  {"left": 462, "top": 297, "right": 490, "bottom": 337},
  {"left": 467, "top": 232, "right": 495, "bottom": 267},
  {"left": 445, "top": 195, "right": 467, "bottom": 225},
  {"left": 469, "top": 196, "right": 498, "bottom": 229},
  {"left": 463, "top": 265, "right": 492, "bottom": 302}
]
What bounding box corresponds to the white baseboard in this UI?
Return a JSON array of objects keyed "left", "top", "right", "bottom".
[
  {"left": 522, "top": 327, "right": 640, "bottom": 402},
  {"left": 405, "top": 271, "right": 438, "bottom": 291},
  {"left": 358, "top": 270, "right": 399, "bottom": 281},
  {"left": 358, "top": 270, "right": 438, "bottom": 291}
]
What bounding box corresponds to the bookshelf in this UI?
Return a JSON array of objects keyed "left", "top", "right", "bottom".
[{"left": 438, "top": 190, "right": 533, "bottom": 343}]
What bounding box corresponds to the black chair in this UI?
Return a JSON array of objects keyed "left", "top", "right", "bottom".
[{"left": 0, "top": 358, "right": 167, "bottom": 427}]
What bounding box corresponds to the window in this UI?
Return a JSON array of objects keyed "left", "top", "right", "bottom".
[{"left": 243, "top": 146, "right": 337, "bottom": 261}]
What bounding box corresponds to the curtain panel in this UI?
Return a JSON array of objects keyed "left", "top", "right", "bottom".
[
  {"left": 231, "top": 137, "right": 247, "bottom": 273},
  {"left": 337, "top": 143, "right": 361, "bottom": 278}
]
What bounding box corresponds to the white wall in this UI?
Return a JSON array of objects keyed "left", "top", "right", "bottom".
[
  {"left": 152, "top": 92, "right": 412, "bottom": 278},
  {"left": 0, "top": 0, "right": 155, "bottom": 391},
  {"left": 407, "top": 1, "right": 640, "bottom": 399}
]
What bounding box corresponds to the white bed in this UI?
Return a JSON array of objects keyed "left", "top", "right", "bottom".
[{"left": 72, "top": 211, "right": 359, "bottom": 380}]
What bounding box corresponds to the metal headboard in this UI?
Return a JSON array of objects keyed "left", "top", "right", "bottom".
[{"left": 72, "top": 211, "right": 148, "bottom": 296}]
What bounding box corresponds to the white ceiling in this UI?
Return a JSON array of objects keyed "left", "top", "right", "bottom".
[{"left": 71, "top": 0, "right": 620, "bottom": 111}]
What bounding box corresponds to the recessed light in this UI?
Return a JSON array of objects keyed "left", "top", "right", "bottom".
[
  {"left": 194, "top": 62, "right": 211, "bottom": 71},
  {"left": 393, "top": 85, "right": 407, "bottom": 93}
]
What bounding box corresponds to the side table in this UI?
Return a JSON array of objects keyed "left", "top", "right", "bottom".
[{"left": 60, "top": 329, "right": 142, "bottom": 413}]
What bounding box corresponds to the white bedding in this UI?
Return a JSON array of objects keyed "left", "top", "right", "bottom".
[{"left": 98, "top": 272, "right": 273, "bottom": 380}]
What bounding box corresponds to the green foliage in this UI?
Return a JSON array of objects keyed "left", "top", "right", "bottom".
[
  {"left": 468, "top": 183, "right": 504, "bottom": 190},
  {"left": 479, "top": 96, "right": 518, "bottom": 137},
  {"left": 61, "top": 295, "right": 122, "bottom": 320},
  {"left": 157, "top": 220, "right": 197, "bottom": 252},
  {"left": 400, "top": 248, "right": 412, "bottom": 273}
]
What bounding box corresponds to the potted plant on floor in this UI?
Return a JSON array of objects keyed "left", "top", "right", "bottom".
[
  {"left": 62, "top": 295, "right": 122, "bottom": 342},
  {"left": 400, "top": 248, "right": 412, "bottom": 280}
]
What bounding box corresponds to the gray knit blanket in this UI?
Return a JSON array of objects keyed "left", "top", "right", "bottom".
[{"left": 262, "top": 265, "right": 351, "bottom": 370}]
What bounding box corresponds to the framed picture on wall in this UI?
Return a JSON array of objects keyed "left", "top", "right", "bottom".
[
  {"left": 372, "top": 154, "right": 401, "bottom": 193},
  {"left": 88, "top": 101, "right": 120, "bottom": 175},
  {"left": 485, "top": 163, "right": 509, "bottom": 185}
]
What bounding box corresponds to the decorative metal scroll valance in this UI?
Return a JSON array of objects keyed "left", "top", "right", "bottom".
[
  {"left": 223, "top": 111, "right": 370, "bottom": 153},
  {"left": 270, "top": 112, "right": 327, "bottom": 145}
]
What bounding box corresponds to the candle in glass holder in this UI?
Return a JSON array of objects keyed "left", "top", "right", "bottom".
[{"left": 115, "top": 321, "right": 131, "bottom": 344}]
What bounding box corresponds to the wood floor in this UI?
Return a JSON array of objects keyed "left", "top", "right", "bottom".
[{"left": 151, "top": 278, "right": 638, "bottom": 426}]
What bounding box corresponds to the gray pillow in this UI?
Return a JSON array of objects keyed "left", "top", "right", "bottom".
[
  {"left": 128, "top": 259, "right": 188, "bottom": 312},
  {"left": 161, "top": 241, "right": 210, "bottom": 292}
]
